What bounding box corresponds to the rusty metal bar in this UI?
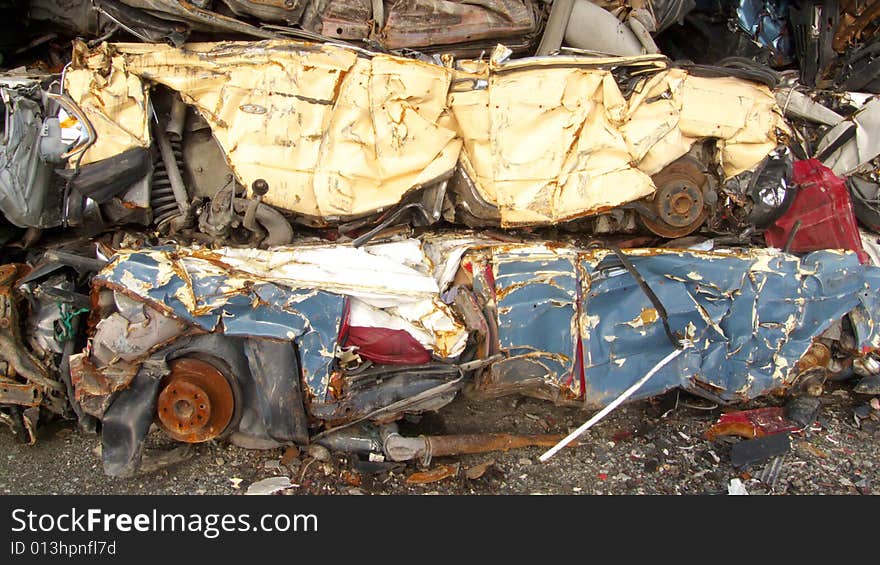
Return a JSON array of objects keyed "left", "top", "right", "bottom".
[
  {"left": 426, "top": 432, "right": 573, "bottom": 457},
  {"left": 0, "top": 264, "right": 62, "bottom": 394},
  {"left": 0, "top": 381, "right": 41, "bottom": 406},
  {"left": 382, "top": 428, "right": 581, "bottom": 463},
  {"left": 782, "top": 220, "right": 802, "bottom": 253}
]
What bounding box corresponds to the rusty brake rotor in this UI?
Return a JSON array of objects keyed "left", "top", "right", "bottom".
[
  {"left": 641, "top": 158, "right": 709, "bottom": 238},
  {"left": 156, "top": 357, "right": 236, "bottom": 443}
]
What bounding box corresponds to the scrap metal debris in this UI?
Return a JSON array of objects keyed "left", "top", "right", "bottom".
[
  {"left": 1, "top": 1, "right": 880, "bottom": 486},
  {"left": 405, "top": 463, "right": 460, "bottom": 484},
  {"left": 705, "top": 407, "right": 801, "bottom": 441},
  {"left": 729, "top": 433, "right": 792, "bottom": 470},
  {"left": 727, "top": 477, "right": 750, "bottom": 495},
  {"left": 245, "top": 476, "right": 298, "bottom": 495},
  {"left": 465, "top": 460, "right": 495, "bottom": 480}
]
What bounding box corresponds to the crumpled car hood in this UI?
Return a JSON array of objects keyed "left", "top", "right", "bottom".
[{"left": 65, "top": 40, "right": 786, "bottom": 225}]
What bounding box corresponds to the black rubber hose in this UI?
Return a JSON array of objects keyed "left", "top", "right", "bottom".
[{"left": 606, "top": 244, "right": 683, "bottom": 350}]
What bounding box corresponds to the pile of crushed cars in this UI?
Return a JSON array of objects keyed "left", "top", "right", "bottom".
[{"left": 1, "top": 0, "right": 879, "bottom": 478}]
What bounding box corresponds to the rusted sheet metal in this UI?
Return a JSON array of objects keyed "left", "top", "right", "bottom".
[
  {"left": 115, "top": 0, "right": 543, "bottom": 54},
  {"left": 834, "top": 0, "right": 880, "bottom": 52},
  {"left": 0, "top": 380, "right": 42, "bottom": 407},
  {"left": 379, "top": 0, "right": 541, "bottom": 50},
  {"left": 0, "top": 264, "right": 61, "bottom": 395},
  {"left": 68, "top": 351, "right": 126, "bottom": 418}
]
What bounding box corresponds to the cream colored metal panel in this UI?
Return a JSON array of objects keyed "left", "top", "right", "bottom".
[
  {"left": 64, "top": 44, "right": 150, "bottom": 165},
  {"left": 113, "top": 41, "right": 460, "bottom": 219},
  {"left": 67, "top": 41, "right": 786, "bottom": 225}
]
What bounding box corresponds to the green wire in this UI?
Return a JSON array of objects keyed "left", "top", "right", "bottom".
[{"left": 55, "top": 303, "right": 89, "bottom": 342}]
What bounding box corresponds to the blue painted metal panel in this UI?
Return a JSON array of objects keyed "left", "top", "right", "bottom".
[
  {"left": 492, "top": 248, "right": 580, "bottom": 395},
  {"left": 576, "top": 249, "right": 880, "bottom": 407},
  {"left": 94, "top": 248, "right": 345, "bottom": 402}
]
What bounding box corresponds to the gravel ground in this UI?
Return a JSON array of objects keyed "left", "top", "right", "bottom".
[{"left": 1, "top": 383, "right": 877, "bottom": 495}]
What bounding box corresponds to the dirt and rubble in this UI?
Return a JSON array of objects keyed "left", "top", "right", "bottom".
[{"left": 2, "top": 385, "right": 877, "bottom": 495}]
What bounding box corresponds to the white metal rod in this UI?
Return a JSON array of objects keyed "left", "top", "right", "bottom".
[{"left": 539, "top": 345, "right": 686, "bottom": 462}]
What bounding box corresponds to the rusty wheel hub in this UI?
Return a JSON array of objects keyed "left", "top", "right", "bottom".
[
  {"left": 641, "top": 159, "right": 709, "bottom": 238},
  {"left": 156, "top": 358, "right": 235, "bottom": 443}
]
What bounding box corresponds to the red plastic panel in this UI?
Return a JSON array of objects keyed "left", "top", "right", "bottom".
[
  {"left": 765, "top": 159, "right": 869, "bottom": 264},
  {"left": 344, "top": 326, "right": 432, "bottom": 365}
]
